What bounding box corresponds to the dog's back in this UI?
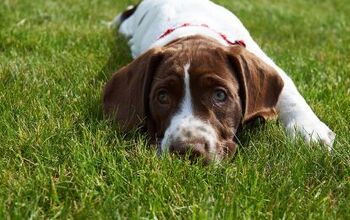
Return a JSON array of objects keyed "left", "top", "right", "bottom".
[{"left": 114, "top": 0, "right": 251, "bottom": 58}]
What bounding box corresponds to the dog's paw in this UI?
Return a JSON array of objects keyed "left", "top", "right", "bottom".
[{"left": 285, "top": 118, "right": 336, "bottom": 150}]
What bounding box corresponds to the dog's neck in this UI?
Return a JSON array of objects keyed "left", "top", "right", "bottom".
[
  {"left": 156, "top": 23, "right": 246, "bottom": 48},
  {"left": 151, "top": 24, "right": 234, "bottom": 51}
]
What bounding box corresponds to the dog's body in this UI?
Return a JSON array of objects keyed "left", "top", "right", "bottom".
[{"left": 104, "top": 0, "right": 335, "bottom": 162}]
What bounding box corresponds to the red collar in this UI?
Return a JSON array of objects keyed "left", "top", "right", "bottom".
[{"left": 157, "top": 23, "right": 246, "bottom": 47}]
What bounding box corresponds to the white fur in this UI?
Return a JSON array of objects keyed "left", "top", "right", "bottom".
[
  {"left": 160, "top": 64, "right": 218, "bottom": 155},
  {"left": 115, "top": 0, "right": 335, "bottom": 149}
]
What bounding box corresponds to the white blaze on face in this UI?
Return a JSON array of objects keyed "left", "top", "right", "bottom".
[{"left": 160, "top": 64, "right": 218, "bottom": 155}]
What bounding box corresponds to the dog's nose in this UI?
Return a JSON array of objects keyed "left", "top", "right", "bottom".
[{"left": 169, "top": 141, "right": 209, "bottom": 161}]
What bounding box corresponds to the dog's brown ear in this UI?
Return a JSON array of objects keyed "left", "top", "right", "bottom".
[
  {"left": 227, "top": 46, "right": 284, "bottom": 123},
  {"left": 103, "top": 47, "right": 164, "bottom": 131}
]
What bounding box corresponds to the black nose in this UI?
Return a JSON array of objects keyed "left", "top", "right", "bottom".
[{"left": 169, "top": 141, "right": 209, "bottom": 161}]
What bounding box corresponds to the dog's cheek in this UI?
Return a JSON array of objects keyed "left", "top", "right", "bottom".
[
  {"left": 146, "top": 119, "right": 157, "bottom": 142},
  {"left": 148, "top": 101, "right": 165, "bottom": 140}
]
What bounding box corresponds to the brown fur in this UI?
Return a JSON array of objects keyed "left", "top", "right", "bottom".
[{"left": 103, "top": 35, "right": 284, "bottom": 160}]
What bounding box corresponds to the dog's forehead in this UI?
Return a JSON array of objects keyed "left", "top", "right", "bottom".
[{"left": 157, "top": 39, "right": 231, "bottom": 79}]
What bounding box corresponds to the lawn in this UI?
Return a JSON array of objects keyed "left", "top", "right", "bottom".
[{"left": 0, "top": 0, "right": 349, "bottom": 219}]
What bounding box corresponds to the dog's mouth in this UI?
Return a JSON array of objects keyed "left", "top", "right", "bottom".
[{"left": 156, "top": 137, "right": 222, "bottom": 164}]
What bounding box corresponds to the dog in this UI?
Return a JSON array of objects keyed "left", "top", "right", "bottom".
[{"left": 103, "top": 0, "right": 335, "bottom": 162}]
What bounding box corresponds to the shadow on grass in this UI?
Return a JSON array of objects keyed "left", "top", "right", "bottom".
[
  {"left": 95, "top": 31, "right": 132, "bottom": 87},
  {"left": 235, "top": 118, "right": 270, "bottom": 153},
  {"left": 83, "top": 30, "right": 132, "bottom": 122}
]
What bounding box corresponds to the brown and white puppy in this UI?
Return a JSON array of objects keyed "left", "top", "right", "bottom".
[
  {"left": 103, "top": 0, "right": 335, "bottom": 162},
  {"left": 104, "top": 36, "right": 283, "bottom": 162}
]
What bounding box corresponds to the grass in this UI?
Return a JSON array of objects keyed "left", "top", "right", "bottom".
[{"left": 0, "top": 0, "right": 349, "bottom": 218}]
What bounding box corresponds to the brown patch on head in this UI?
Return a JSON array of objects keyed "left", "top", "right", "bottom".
[{"left": 103, "top": 35, "right": 283, "bottom": 162}]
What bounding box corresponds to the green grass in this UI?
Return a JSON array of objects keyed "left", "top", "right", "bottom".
[{"left": 1, "top": 0, "right": 349, "bottom": 218}]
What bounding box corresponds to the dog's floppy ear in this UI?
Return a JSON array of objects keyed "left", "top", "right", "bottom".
[
  {"left": 103, "top": 47, "right": 164, "bottom": 131},
  {"left": 227, "top": 46, "right": 284, "bottom": 123}
]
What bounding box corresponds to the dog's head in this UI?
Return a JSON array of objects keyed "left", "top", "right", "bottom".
[{"left": 103, "top": 36, "right": 283, "bottom": 162}]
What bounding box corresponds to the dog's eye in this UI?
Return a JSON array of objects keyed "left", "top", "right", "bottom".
[
  {"left": 157, "top": 90, "right": 170, "bottom": 104},
  {"left": 213, "top": 89, "right": 227, "bottom": 102}
]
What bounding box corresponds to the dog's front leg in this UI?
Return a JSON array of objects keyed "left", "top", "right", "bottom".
[{"left": 274, "top": 66, "right": 336, "bottom": 150}]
